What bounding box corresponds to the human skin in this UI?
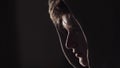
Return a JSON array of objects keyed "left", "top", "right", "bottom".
[{"left": 48, "top": 0, "right": 90, "bottom": 68}]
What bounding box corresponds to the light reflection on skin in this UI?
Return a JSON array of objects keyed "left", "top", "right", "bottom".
[{"left": 48, "top": 0, "right": 90, "bottom": 68}]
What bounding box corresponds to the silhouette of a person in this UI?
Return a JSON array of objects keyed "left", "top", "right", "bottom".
[{"left": 48, "top": 0, "right": 90, "bottom": 68}]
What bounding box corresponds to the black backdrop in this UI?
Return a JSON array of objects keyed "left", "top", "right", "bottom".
[
  {"left": 1, "top": 0, "right": 120, "bottom": 68},
  {"left": 1, "top": 0, "right": 73, "bottom": 68}
]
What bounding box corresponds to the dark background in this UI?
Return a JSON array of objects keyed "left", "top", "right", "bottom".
[
  {"left": 1, "top": 0, "right": 120, "bottom": 68},
  {"left": 1, "top": 0, "right": 73, "bottom": 68}
]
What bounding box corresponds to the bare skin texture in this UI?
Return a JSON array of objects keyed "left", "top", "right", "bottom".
[{"left": 48, "top": 0, "right": 90, "bottom": 68}]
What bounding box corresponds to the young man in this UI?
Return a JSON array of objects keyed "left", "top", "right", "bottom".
[
  {"left": 48, "top": 0, "right": 120, "bottom": 68},
  {"left": 48, "top": 0, "right": 89, "bottom": 68}
]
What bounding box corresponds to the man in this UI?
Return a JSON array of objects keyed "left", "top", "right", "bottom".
[
  {"left": 48, "top": 0, "right": 89, "bottom": 68},
  {"left": 48, "top": 0, "right": 120, "bottom": 68}
]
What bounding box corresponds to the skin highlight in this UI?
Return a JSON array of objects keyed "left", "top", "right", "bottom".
[{"left": 48, "top": 0, "right": 90, "bottom": 68}]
